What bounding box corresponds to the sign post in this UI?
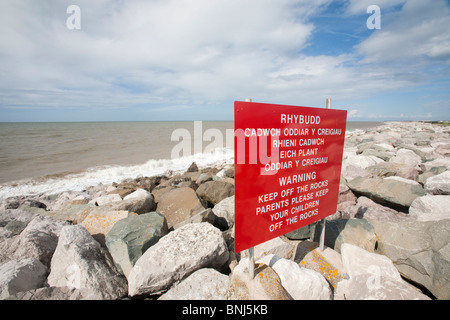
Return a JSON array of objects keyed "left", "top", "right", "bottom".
[{"left": 234, "top": 100, "right": 347, "bottom": 255}]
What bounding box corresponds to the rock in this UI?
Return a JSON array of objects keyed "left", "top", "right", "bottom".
[
  {"left": 418, "top": 166, "right": 447, "bottom": 185},
  {"left": 47, "top": 225, "right": 128, "bottom": 300},
  {"left": 0, "top": 258, "right": 48, "bottom": 299},
  {"left": 6, "top": 286, "right": 96, "bottom": 300},
  {"left": 353, "top": 196, "right": 412, "bottom": 222},
  {"left": 324, "top": 219, "right": 377, "bottom": 253},
  {"left": 424, "top": 171, "right": 450, "bottom": 195},
  {"left": 293, "top": 241, "right": 346, "bottom": 289},
  {"left": 343, "top": 154, "right": 384, "bottom": 170},
  {"left": 212, "top": 195, "right": 235, "bottom": 228},
  {"left": 105, "top": 212, "right": 168, "bottom": 278},
  {"left": 155, "top": 187, "right": 206, "bottom": 229},
  {"left": 159, "top": 268, "right": 230, "bottom": 300},
  {"left": 173, "top": 208, "right": 223, "bottom": 230},
  {"left": 409, "top": 195, "right": 450, "bottom": 221},
  {"left": 0, "top": 209, "right": 35, "bottom": 227},
  {"left": 335, "top": 244, "right": 430, "bottom": 300},
  {"left": 369, "top": 219, "right": 450, "bottom": 300},
  {"left": 0, "top": 215, "right": 69, "bottom": 267},
  {"left": 240, "top": 237, "right": 295, "bottom": 261},
  {"left": 367, "top": 162, "right": 419, "bottom": 181},
  {"left": 421, "top": 157, "right": 450, "bottom": 171},
  {"left": 228, "top": 258, "right": 290, "bottom": 300},
  {"left": 89, "top": 193, "right": 122, "bottom": 206},
  {"left": 347, "top": 176, "right": 426, "bottom": 211},
  {"left": 128, "top": 223, "right": 229, "bottom": 297},
  {"left": 258, "top": 254, "right": 332, "bottom": 300},
  {"left": 107, "top": 189, "right": 157, "bottom": 214},
  {"left": 47, "top": 203, "right": 95, "bottom": 224},
  {"left": 80, "top": 209, "right": 137, "bottom": 244},
  {"left": 196, "top": 181, "right": 235, "bottom": 207},
  {"left": 285, "top": 223, "right": 315, "bottom": 240},
  {"left": 389, "top": 148, "right": 422, "bottom": 167},
  {"left": 187, "top": 162, "right": 199, "bottom": 172}
]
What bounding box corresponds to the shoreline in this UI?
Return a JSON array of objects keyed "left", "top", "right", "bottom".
[{"left": 0, "top": 120, "right": 449, "bottom": 300}]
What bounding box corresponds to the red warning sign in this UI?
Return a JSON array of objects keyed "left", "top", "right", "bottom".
[{"left": 234, "top": 101, "right": 347, "bottom": 253}]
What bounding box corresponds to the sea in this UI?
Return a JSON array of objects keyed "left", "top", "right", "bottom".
[{"left": 0, "top": 121, "right": 383, "bottom": 200}]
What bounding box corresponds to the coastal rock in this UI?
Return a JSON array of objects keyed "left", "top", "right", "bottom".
[
  {"left": 172, "top": 208, "right": 223, "bottom": 230},
  {"left": 196, "top": 181, "right": 235, "bottom": 207},
  {"left": 105, "top": 212, "right": 168, "bottom": 278},
  {"left": 369, "top": 219, "right": 450, "bottom": 300},
  {"left": 343, "top": 154, "right": 384, "bottom": 170},
  {"left": 128, "top": 223, "right": 229, "bottom": 297},
  {"left": 80, "top": 209, "right": 137, "bottom": 243},
  {"left": 293, "top": 241, "right": 346, "bottom": 289},
  {"left": 335, "top": 244, "right": 430, "bottom": 300},
  {"left": 240, "top": 237, "right": 295, "bottom": 261},
  {"left": 159, "top": 268, "right": 230, "bottom": 300},
  {"left": 409, "top": 195, "right": 450, "bottom": 221},
  {"left": 5, "top": 286, "right": 96, "bottom": 300},
  {"left": 0, "top": 209, "right": 35, "bottom": 227},
  {"left": 324, "top": 218, "right": 377, "bottom": 253},
  {"left": 418, "top": 166, "right": 447, "bottom": 185},
  {"left": 352, "top": 196, "right": 412, "bottom": 222},
  {"left": 47, "top": 225, "right": 128, "bottom": 300},
  {"left": 228, "top": 258, "right": 290, "bottom": 300},
  {"left": 187, "top": 162, "right": 199, "bottom": 172},
  {"left": 424, "top": 171, "right": 450, "bottom": 195},
  {"left": 347, "top": 176, "right": 426, "bottom": 211},
  {"left": 106, "top": 188, "right": 156, "bottom": 214},
  {"left": 212, "top": 195, "right": 235, "bottom": 228},
  {"left": 0, "top": 215, "right": 69, "bottom": 267},
  {"left": 258, "top": 254, "right": 332, "bottom": 300},
  {"left": 155, "top": 187, "right": 206, "bottom": 229},
  {"left": 89, "top": 193, "right": 122, "bottom": 206},
  {"left": 389, "top": 148, "right": 422, "bottom": 168},
  {"left": 367, "top": 162, "right": 418, "bottom": 181},
  {"left": 0, "top": 258, "right": 48, "bottom": 299},
  {"left": 47, "top": 203, "right": 95, "bottom": 224}
]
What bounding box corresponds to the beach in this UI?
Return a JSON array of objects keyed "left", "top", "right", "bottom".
[{"left": 0, "top": 120, "right": 449, "bottom": 300}]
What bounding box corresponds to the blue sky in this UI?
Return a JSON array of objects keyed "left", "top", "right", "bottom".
[{"left": 0, "top": 0, "right": 449, "bottom": 122}]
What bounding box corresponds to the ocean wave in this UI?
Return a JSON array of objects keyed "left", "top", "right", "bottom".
[{"left": 0, "top": 147, "right": 234, "bottom": 200}]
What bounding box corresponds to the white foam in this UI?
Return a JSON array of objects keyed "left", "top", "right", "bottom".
[{"left": 0, "top": 147, "right": 234, "bottom": 200}]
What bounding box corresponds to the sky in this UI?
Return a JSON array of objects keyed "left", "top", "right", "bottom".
[{"left": 0, "top": 0, "right": 449, "bottom": 122}]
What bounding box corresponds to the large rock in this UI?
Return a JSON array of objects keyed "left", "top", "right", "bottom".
[
  {"left": 107, "top": 188, "right": 157, "bottom": 214},
  {"left": 0, "top": 258, "right": 48, "bottom": 299},
  {"left": 350, "top": 196, "right": 413, "bottom": 222},
  {"left": 80, "top": 208, "right": 137, "bottom": 243},
  {"left": 424, "top": 171, "right": 450, "bottom": 195},
  {"left": 155, "top": 187, "right": 206, "bottom": 229},
  {"left": 347, "top": 176, "right": 426, "bottom": 211},
  {"left": 228, "top": 258, "right": 290, "bottom": 300},
  {"left": 212, "top": 195, "right": 235, "bottom": 228},
  {"left": 105, "top": 212, "right": 168, "bottom": 278},
  {"left": 389, "top": 148, "right": 422, "bottom": 167},
  {"left": 196, "top": 181, "right": 235, "bottom": 207},
  {"left": 258, "top": 254, "right": 332, "bottom": 300},
  {"left": 293, "top": 241, "right": 346, "bottom": 289},
  {"left": 369, "top": 219, "right": 450, "bottom": 300},
  {"left": 159, "top": 268, "right": 230, "bottom": 300},
  {"left": 128, "top": 223, "right": 229, "bottom": 297},
  {"left": 367, "top": 162, "right": 418, "bottom": 181},
  {"left": 409, "top": 195, "right": 450, "bottom": 221},
  {"left": 47, "top": 225, "right": 128, "bottom": 300},
  {"left": 335, "top": 244, "right": 430, "bottom": 300},
  {"left": 324, "top": 218, "right": 377, "bottom": 253},
  {"left": 0, "top": 215, "right": 69, "bottom": 267}
]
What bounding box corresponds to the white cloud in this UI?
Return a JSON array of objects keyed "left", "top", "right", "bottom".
[{"left": 0, "top": 0, "right": 448, "bottom": 120}]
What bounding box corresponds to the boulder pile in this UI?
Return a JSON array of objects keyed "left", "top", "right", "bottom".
[{"left": 0, "top": 121, "right": 449, "bottom": 300}]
